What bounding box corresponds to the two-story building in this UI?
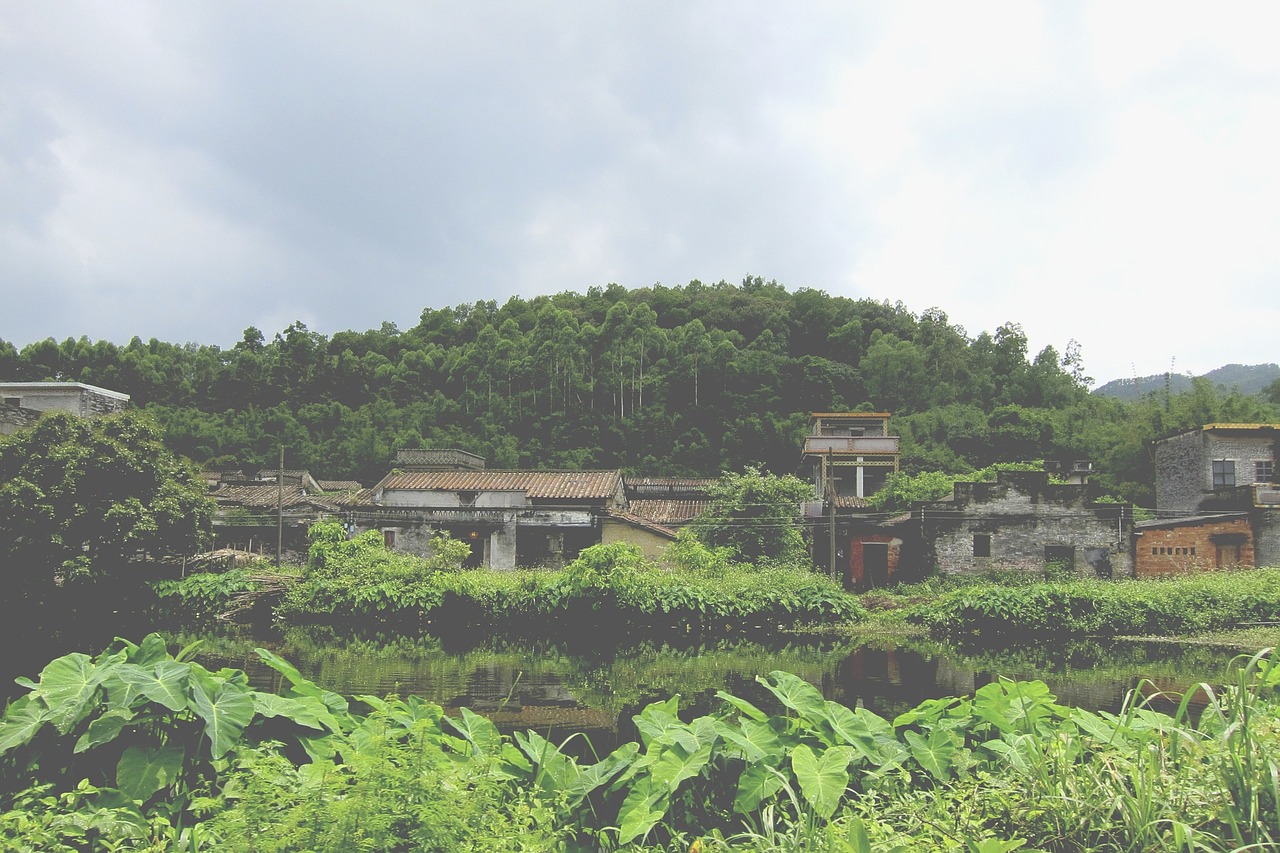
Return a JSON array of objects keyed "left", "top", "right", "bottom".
[{"left": 1140, "top": 424, "right": 1280, "bottom": 575}]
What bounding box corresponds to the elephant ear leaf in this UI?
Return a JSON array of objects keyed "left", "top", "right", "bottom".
[
  {"left": 188, "top": 672, "right": 255, "bottom": 759},
  {"left": 112, "top": 661, "right": 190, "bottom": 712},
  {"left": 792, "top": 744, "right": 855, "bottom": 820},
  {"left": 0, "top": 696, "right": 51, "bottom": 755},
  {"left": 38, "top": 653, "right": 107, "bottom": 735},
  {"left": 117, "top": 744, "right": 185, "bottom": 802}
]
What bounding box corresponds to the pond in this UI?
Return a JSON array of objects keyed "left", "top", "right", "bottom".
[{"left": 2, "top": 609, "right": 1249, "bottom": 751}]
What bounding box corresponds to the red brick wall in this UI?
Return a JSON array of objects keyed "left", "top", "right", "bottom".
[
  {"left": 1135, "top": 517, "right": 1254, "bottom": 578},
  {"left": 849, "top": 535, "right": 902, "bottom": 590}
]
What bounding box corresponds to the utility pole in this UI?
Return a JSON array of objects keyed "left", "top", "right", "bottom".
[
  {"left": 276, "top": 446, "right": 284, "bottom": 566},
  {"left": 826, "top": 449, "right": 837, "bottom": 580}
]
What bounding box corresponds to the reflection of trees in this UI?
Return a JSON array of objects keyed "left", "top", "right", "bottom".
[{"left": 161, "top": 623, "right": 1247, "bottom": 735}]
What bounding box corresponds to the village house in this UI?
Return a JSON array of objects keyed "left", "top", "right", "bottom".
[
  {"left": 349, "top": 449, "right": 675, "bottom": 569},
  {"left": 623, "top": 477, "right": 715, "bottom": 529},
  {"left": 1138, "top": 423, "right": 1280, "bottom": 575},
  {"left": 0, "top": 381, "right": 130, "bottom": 435},
  {"left": 798, "top": 410, "right": 1136, "bottom": 588},
  {"left": 916, "top": 469, "right": 1134, "bottom": 579},
  {"left": 204, "top": 468, "right": 352, "bottom": 554}
]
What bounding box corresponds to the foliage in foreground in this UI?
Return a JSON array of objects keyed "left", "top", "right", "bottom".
[
  {"left": 2, "top": 635, "right": 1279, "bottom": 851},
  {"left": 155, "top": 527, "right": 864, "bottom": 629},
  {"left": 911, "top": 568, "right": 1280, "bottom": 641}
]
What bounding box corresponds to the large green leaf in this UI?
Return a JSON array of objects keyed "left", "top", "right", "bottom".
[
  {"left": 565, "top": 742, "right": 639, "bottom": 806},
  {"left": 716, "top": 690, "right": 767, "bottom": 721},
  {"left": 791, "top": 744, "right": 855, "bottom": 820},
  {"left": 0, "top": 695, "right": 50, "bottom": 755},
  {"left": 442, "top": 707, "right": 501, "bottom": 757},
  {"left": 37, "top": 652, "right": 107, "bottom": 734},
  {"left": 634, "top": 709, "right": 700, "bottom": 754},
  {"left": 615, "top": 780, "right": 668, "bottom": 845},
  {"left": 188, "top": 670, "right": 256, "bottom": 759},
  {"left": 117, "top": 743, "right": 185, "bottom": 802},
  {"left": 110, "top": 660, "right": 190, "bottom": 712},
  {"left": 252, "top": 692, "right": 339, "bottom": 732},
  {"left": 905, "top": 726, "right": 960, "bottom": 780},
  {"left": 821, "top": 700, "right": 884, "bottom": 758},
  {"left": 734, "top": 761, "right": 786, "bottom": 814},
  {"left": 74, "top": 708, "right": 136, "bottom": 753},
  {"left": 649, "top": 740, "right": 714, "bottom": 792},
  {"left": 759, "top": 671, "right": 827, "bottom": 725},
  {"left": 716, "top": 718, "right": 782, "bottom": 763}
]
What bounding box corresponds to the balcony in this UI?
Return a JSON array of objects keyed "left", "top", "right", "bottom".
[{"left": 804, "top": 435, "right": 900, "bottom": 456}]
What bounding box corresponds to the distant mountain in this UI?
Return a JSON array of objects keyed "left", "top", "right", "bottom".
[{"left": 1092, "top": 363, "right": 1280, "bottom": 400}]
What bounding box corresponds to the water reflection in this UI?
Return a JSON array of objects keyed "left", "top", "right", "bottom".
[
  {"left": 161, "top": 622, "right": 1249, "bottom": 749},
  {"left": 2, "top": 612, "right": 1249, "bottom": 746}
]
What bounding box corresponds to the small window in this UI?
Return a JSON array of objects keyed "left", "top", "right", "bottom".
[
  {"left": 383, "top": 529, "right": 396, "bottom": 548},
  {"left": 1213, "top": 460, "right": 1236, "bottom": 489},
  {"left": 973, "top": 534, "right": 991, "bottom": 558},
  {"left": 1256, "top": 460, "right": 1275, "bottom": 484},
  {"left": 1191, "top": 547, "right": 1196, "bottom": 556},
  {"left": 2, "top": 397, "right": 19, "bottom": 407},
  {"left": 1152, "top": 547, "right": 1158, "bottom": 555}
]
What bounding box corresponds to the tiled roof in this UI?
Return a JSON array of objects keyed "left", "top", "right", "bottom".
[
  {"left": 210, "top": 483, "right": 340, "bottom": 512},
  {"left": 627, "top": 477, "right": 717, "bottom": 490},
  {"left": 835, "top": 495, "right": 870, "bottom": 508},
  {"left": 377, "top": 470, "right": 622, "bottom": 500},
  {"left": 627, "top": 499, "right": 710, "bottom": 524},
  {"left": 318, "top": 480, "right": 364, "bottom": 492},
  {"left": 606, "top": 510, "right": 679, "bottom": 539}
]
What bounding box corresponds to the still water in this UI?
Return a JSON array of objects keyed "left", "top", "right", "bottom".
[{"left": 3, "top": 613, "right": 1250, "bottom": 748}]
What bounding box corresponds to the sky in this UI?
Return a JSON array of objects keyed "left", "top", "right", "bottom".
[{"left": 2, "top": 2, "right": 1278, "bottom": 387}]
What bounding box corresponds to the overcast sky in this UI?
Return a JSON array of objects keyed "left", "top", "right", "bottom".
[{"left": 3, "top": 2, "right": 1278, "bottom": 386}]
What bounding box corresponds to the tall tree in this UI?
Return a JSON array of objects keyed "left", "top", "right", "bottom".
[{"left": 0, "top": 411, "right": 214, "bottom": 609}]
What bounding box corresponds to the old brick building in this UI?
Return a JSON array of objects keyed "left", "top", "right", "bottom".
[{"left": 1147, "top": 423, "right": 1280, "bottom": 572}]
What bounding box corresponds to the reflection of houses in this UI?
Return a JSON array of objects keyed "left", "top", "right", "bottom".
[
  {"left": 1138, "top": 424, "right": 1280, "bottom": 576},
  {"left": 1, "top": 381, "right": 129, "bottom": 435},
  {"left": 350, "top": 450, "right": 674, "bottom": 569}
]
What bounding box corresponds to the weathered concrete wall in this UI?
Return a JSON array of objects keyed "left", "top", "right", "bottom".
[
  {"left": 1253, "top": 509, "right": 1280, "bottom": 569},
  {"left": 922, "top": 471, "right": 1133, "bottom": 579},
  {"left": 1134, "top": 516, "right": 1253, "bottom": 577},
  {"left": 0, "top": 383, "right": 129, "bottom": 418},
  {"left": 1155, "top": 431, "right": 1207, "bottom": 515},
  {"left": 601, "top": 519, "right": 671, "bottom": 560}
]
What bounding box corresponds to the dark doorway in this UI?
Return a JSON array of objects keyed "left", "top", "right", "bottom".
[{"left": 863, "top": 543, "right": 889, "bottom": 589}]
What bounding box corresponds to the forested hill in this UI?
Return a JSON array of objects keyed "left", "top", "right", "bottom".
[
  {"left": 2, "top": 279, "right": 1276, "bottom": 506},
  {"left": 1092, "top": 363, "right": 1280, "bottom": 401}
]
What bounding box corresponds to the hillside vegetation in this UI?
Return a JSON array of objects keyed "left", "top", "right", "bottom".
[{"left": 3, "top": 278, "right": 1277, "bottom": 506}]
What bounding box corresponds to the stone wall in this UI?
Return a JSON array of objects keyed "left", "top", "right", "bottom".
[
  {"left": 1253, "top": 509, "right": 1280, "bottom": 569},
  {"left": 922, "top": 471, "right": 1133, "bottom": 579},
  {"left": 1155, "top": 430, "right": 1207, "bottom": 514}
]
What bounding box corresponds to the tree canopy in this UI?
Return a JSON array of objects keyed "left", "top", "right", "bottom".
[
  {"left": 2, "top": 278, "right": 1275, "bottom": 508},
  {"left": 0, "top": 411, "right": 214, "bottom": 609},
  {"left": 690, "top": 468, "right": 814, "bottom": 564}
]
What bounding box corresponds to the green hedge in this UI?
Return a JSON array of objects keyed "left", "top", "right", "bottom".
[{"left": 911, "top": 568, "right": 1280, "bottom": 639}]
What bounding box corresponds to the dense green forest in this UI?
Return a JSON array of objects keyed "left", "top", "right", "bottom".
[{"left": 3, "top": 278, "right": 1277, "bottom": 507}]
